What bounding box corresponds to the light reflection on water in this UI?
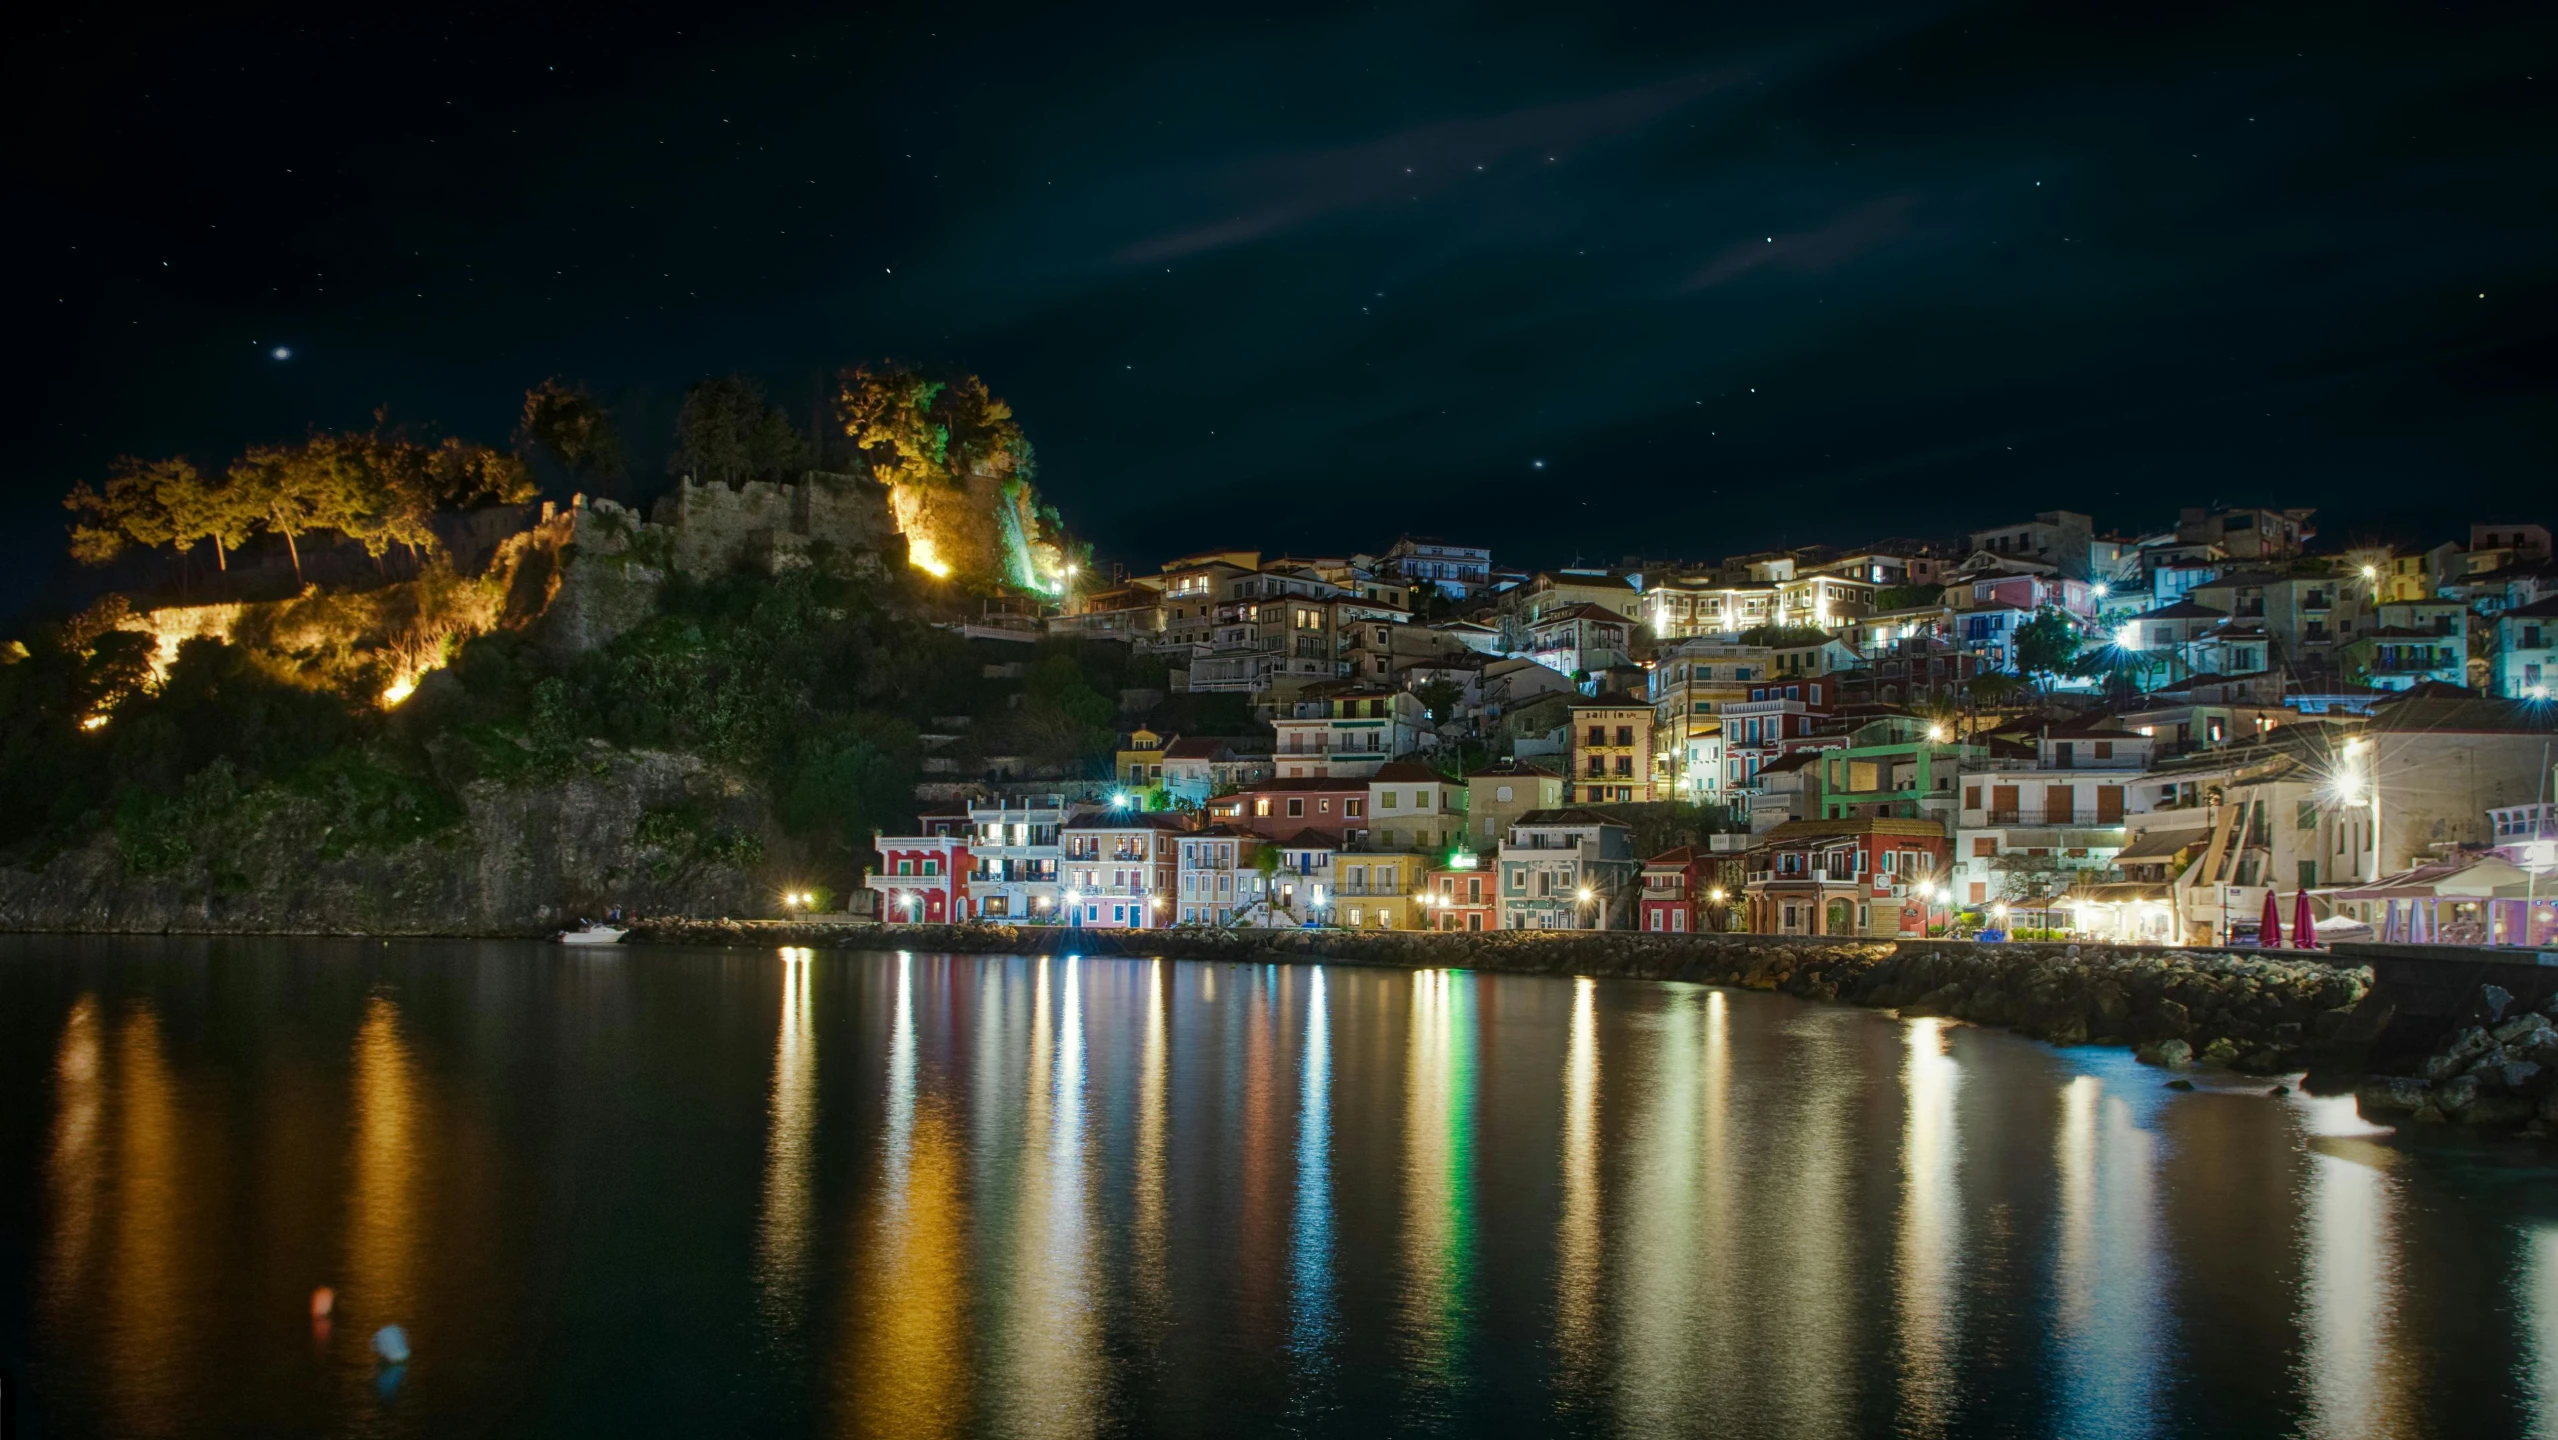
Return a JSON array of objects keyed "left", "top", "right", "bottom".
[
  {"left": 1897, "top": 1017, "right": 1962, "bottom": 1437},
  {"left": 2295, "top": 1092, "right": 2416, "bottom": 1440},
  {"left": 1398, "top": 967, "right": 1478, "bottom": 1425},
  {"left": 2051, "top": 1071, "right": 2163, "bottom": 1440},
  {"left": 9, "top": 940, "right": 2558, "bottom": 1439}
]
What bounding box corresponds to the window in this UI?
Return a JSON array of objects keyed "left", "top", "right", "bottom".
[
  {"left": 1256, "top": 798, "right": 1272, "bottom": 817},
  {"left": 1346, "top": 799, "right": 1364, "bottom": 818},
  {"left": 1587, "top": 725, "right": 1607, "bottom": 745},
  {"left": 1381, "top": 791, "right": 1399, "bottom": 810},
  {"left": 1287, "top": 797, "right": 1304, "bottom": 817},
  {"left": 1616, "top": 725, "right": 1635, "bottom": 746}
]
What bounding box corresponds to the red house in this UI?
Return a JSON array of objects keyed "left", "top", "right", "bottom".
[
  {"left": 865, "top": 809, "right": 972, "bottom": 923},
  {"left": 1423, "top": 861, "right": 1497, "bottom": 931},
  {"left": 1639, "top": 845, "right": 1725, "bottom": 933},
  {"left": 1210, "top": 777, "right": 1372, "bottom": 846},
  {"left": 1742, "top": 818, "right": 1949, "bottom": 938}
]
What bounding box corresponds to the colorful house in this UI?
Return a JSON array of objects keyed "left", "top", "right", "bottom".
[
  {"left": 1568, "top": 691, "right": 1656, "bottom": 804},
  {"left": 1497, "top": 808, "right": 1639, "bottom": 929},
  {"left": 865, "top": 810, "right": 972, "bottom": 923},
  {"left": 1422, "top": 860, "right": 1497, "bottom": 930},
  {"left": 1638, "top": 845, "right": 1725, "bottom": 933},
  {"left": 1742, "top": 818, "right": 1948, "bottom": 937},
  {"left": 1059, "top": 811, "right": 1185, "bottom": 928}
]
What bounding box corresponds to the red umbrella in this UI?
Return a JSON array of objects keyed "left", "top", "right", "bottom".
[
  {"left": 2258, "top": 890, "right": 2285, "bottom": 948},
  {"left": 2292, "top": 889, "right": 2318, "bottom": 949}
]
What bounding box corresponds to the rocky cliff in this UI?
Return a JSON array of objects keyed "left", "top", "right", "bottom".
[{"left": 0, "top": 744, "right": 782, "bottom": 936}]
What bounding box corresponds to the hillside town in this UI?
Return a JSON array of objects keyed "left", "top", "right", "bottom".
[{"left": 868, "top": 510, "right": 2558, "bottom": 949}]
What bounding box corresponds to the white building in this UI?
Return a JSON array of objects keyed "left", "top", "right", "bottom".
[{"left": 968, "top": 793, "right": 1069, "bottom": 921}]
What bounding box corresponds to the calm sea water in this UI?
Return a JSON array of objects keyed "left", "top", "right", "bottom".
[{"left": 3, "top": 938, "right": 2556, "bottom": 1438}]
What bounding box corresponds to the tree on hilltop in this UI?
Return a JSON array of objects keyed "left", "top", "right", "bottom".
[
  {"left": 674, "top": 376, "right": 807, "bottom": 486},
  {"left": 517, "top": 379, "right": 625, "bottom": 488},
  {"left": 838, "top": 362, "right": 1032, "bottom": 489},
  {"left": 66, "top": 456, "right": 260, "bottom": 580}
]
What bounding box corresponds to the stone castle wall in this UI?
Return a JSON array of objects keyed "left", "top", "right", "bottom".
[{"left": 650, "top": 471, "right": 900, "bottom": 579}]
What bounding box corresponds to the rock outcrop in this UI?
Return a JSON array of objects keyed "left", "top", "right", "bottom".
[
  {"left": 2354, "top": 999, "right": 2558, "bottom": 1133},
  {"left": 0, "top": 745, "right": 781, "bottom": 935}
]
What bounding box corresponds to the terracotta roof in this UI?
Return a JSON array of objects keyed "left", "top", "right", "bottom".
[
  {"left": 1643, "top": 845, "right": 1702, "bottom": 866},
  {"left": 1278, "top": 828, "right": 1339, "bottom": 850},
  {"left": 2129, "top": 599, "right": 2227, "bottom": 620},
  {"left": 2506, "top": 593, "right": 2558, "bottom": 618},
  {"left": 1064, "top": 811, "right": 1190, "bottom": 833},
  {"left": 1367, "top": 761, "right": 1445, "bottom": 782},
  {"left": 1160, "top": 737, "right": 1232, "bottom": 760},
  {"left": 1465, "top": 761, "right": 1561, "bottom": 780},
  {"left": 1569, "top": 690, "right": 1647, "bottom": 708},
  {"left": 1235, "top": 776, "right": 1372, "bottom": 793},
  {"left": 1754, "top": 817, "right": 1949, "bottom": 843},
  {"left": 1532, "top": 602, "right": 1634, "bottom": 624},
  {"left": 1512, "top": 807, "right": 1633, "bottom": 828}
]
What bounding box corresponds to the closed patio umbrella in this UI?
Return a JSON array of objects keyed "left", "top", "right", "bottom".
[
  {"left": 2258, "top": 890, "right": 2284, "bottom": 948},
  {"left": 2292, "top": 890, "right": 2318, "bottom": 949}
]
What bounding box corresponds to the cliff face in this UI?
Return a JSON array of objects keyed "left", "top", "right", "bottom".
[{"left": 0, "top": 745, "right": 782, "bottom": 936}]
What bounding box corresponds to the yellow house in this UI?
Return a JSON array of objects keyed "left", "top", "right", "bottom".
[
  {"left": 1117, "top": 727, "right": 1168, "bottom": 790},
  {"left": 1336, "top": 851, "right": 1430, "bottom": 929}
]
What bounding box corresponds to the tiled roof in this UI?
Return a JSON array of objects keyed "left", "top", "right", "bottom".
[
  {"left": 1512, "top": 807, "right": 1632, "bottom": 828},
  {"left": 2128, "top": 599, "right": 2228, "bottom": 620}
]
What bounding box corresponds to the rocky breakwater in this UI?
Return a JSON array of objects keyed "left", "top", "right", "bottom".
[
  {"left": 636, "top": 922, "right": 2371, "bottom": 1073},
  {"left": 2355, "top": 986, "right": 2558, "bottom": 1133},
  {"left": 1845, "top": 942, "right": 2370, "bottom": 1072}
]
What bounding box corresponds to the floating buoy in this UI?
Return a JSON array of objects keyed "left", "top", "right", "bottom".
[
  {"left": 310, "top": 1286, "right": 335, "bottom": 1320},
  {"left": 372, "top": 1324, "right": 411, "bottom": 1365}
]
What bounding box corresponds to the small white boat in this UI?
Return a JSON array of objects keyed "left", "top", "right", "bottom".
[{"left": 558, "top": 924, "right": 627, "bottom": 946}]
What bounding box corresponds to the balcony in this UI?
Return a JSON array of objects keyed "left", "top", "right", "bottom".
[{"left": 1978, "top": 806, "right": 2124, "bottom": 828}]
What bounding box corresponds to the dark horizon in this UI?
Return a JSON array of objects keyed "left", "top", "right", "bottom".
[{"left": 17, "top": 0, "right": 2556, "bottom": 619}]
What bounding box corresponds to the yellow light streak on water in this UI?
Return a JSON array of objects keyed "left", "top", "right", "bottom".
[{"left": 1896, "top": 1018, "right": 1963, "bottom": 1435}]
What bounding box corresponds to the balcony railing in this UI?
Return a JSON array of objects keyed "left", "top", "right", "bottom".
[{"left": 1976, "top": 807, "right": 2124, "bottom": 828}]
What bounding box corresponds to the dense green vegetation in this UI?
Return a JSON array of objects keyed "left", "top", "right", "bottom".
[{"left": 0, "top": 550, "right": 1175, "bottom": 882}]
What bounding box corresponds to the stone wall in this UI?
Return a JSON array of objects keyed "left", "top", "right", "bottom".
[{"left": 650, "top": 471, "right": 899, "bottom": 581}]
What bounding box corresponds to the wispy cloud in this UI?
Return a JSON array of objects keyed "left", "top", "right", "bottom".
[
  {"left": 1108, "top": 68, "right": 1757, "bottom": 265},
  {"left": 1680, "top": 193, "right": 1918, "bottom": 291}
]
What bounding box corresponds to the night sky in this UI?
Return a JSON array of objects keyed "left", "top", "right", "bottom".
[{"left": 18, "top": 1, "right": 2556, "bottom": 616}]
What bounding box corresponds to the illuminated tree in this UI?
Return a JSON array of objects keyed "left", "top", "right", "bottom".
[
  {"left": 64, "top": 458, "right": 181, "bottom": 567},
  {"left": 837, "top": 362, "right": 1032, "bottom": 489},
  {"left": 162, "top": 464, "right": 259, "bottom": 572}
]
